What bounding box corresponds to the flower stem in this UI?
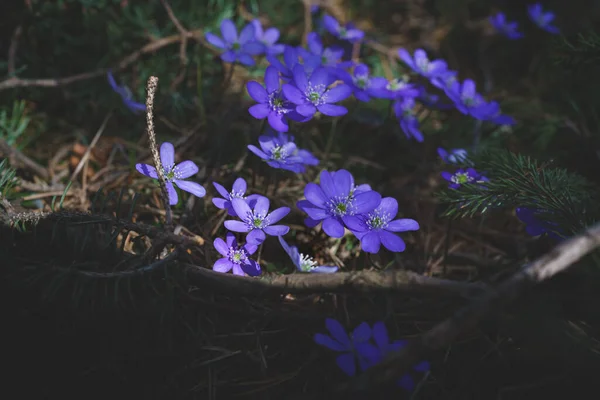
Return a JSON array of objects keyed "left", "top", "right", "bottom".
[
  {"left": 144, "top": 76, "right": 173, "bottom": 229},
  {"left": 323, "top": 117, "right": 339, "bottom": 162}
]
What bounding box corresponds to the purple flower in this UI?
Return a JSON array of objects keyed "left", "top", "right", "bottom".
[
  {"left": 213, "top": 232, "right": 261, "bottom": 276},
  {"left": 267, "top": 46, "right": 321, "bottom": 82},
  {"left": 282, "top": 64, "right": 352, "bottom": 119},
  {"left": 135, "top": 142, "right": 206, "bottom": 205},
  {"left": 299, "top": 32, "right": 353, "bottom": 76},
  {"left": 528, "top": 3, "right": 560, "bottom": 34},
  {"left": 369, "top": 77, "right": 420, "bottom": 100},
  {"left": 338, "top": 63, "right": 387, "bottom": 102},
  {"left": 345, "top": 197, "right": 419, "bottom": 253},
  {"left": 430, "top": 69, "right": 458, "bottom": 91},
  {"left": 393, "top": 97, "right": 423, "bottom": 142},
  {"left": 248, "top": 131, "right": 318, "bottom": 173},
  {"left": 322, "top": 14, "right": 364, "bottom": 42},
  {"left": 247, "top": 66, "right": 299, "bottom": 132},
  {"left": 297, "top": 169, "right": 381, "bottom": 238},
  {"left": 398, "top": 48, "right": 448, "bottom": 79},
  {"left": 489, "top": 12, "right": 524, "bottom": 39},
  {"left": 278, "top": 236, "right": 338, "bottom": 273},
  {"left": 516, "top": 207, "right": 562, "bottom": 239},
  {"left": 441, "top": 167, "right": 488, "bottom": 189},
  {"left": 107, "top": 71, "right": 146, "bottom": 114},
  {"left": 437, "top": 147, "right": 468, "bottom": 164},
  {"left": 367, "top": 322, "right": 430, "bottom": 391},
  {"left": 204, "top": 19, "right": 263, "bottom": 66},
  {"left": 485, "top": 103, "right": 516, "bottom": 125},
  {"left": 314, "top": 318, "right": 379, "bottom": 376},
  {"left": 250, "top": 19, "right": 284, "bottom": 55},
  {"left": 415, "top": 86, "right": 453, "bottom": 110},
  {"left": 224, "top": 196, "right": 290, "bottom": 245},
  {"left": 445, "top": 79, "right": 499, "bottom": 121},
  {"left": 212, "top": 177, "right": 261, "bottom": 217}
]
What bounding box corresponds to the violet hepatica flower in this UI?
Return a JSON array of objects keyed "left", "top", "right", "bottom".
[
  {"left": 367, "top": 322, "right": 430, "bottom": 392},
  {"left": 107, "top": 71, "right": 146, "bottom": 114},
  {"left": 248, "top": 131, "right": 318, "bottom": 173},
  {"left": 345, "top": 197, "right": 419, "bottom": 253},
  {"left": 297, "top": 169, "right": 381, "bottom": 238},
  {"left": 370, "top": 76, "right": 420, "bottom": 100},
  {"left": 445, "top": 79, "right": 499, "bottom": 121},
  {"left": 490, "top": 12, "right": 524, "bottom": 39},
  {"left": 278, "top": 236, "right": 338, "bottom": 273},
  {"left": 528, "top": 3, "right": 560, "bottom": 34},
  {"left": 135, "top": 142, "right": 206, "bottom": 205},
  {"left": 516, "top": 207, "right": 562, "bottom": 240},
  {"left": 314, "top": 318, "right": 379, "bottom": 377},
  {"left": 224, "top": 196, "right": 290, "bottom": 245},
  {"left": 322, "top": 14, "right": 364, "bottom": 42},
  {"left": 247, "top": 66, "right": 299, "bottom": 132},
  {"left": 393, "top": 97, "right": 424, "bottom": 142},
  {"left": 398, "top": 48, "right": 448, "bottom": 80},
  {"left": 267, "top": 46, "right": 321, "bottom": 82},
  {"left": 213, "top": 232, "right": 261, "bottom": 277},
  {"left": 338, "top": 63, "right": 387, "bottom": 102},
  {"left": 212, "top": 177, "right": 260, "bottom": 217},
  {"left": 282, "top": 64, "right": 352, "bottom": 119},
  {"left": 299, "top": 32, "right": 352, "bottom": 76},
  {"left": 430, "top": 69, "right": 458, "bottom": 91},
  {"left": 438, "top": 147, "right": 469, "bottom": 165},
  {"left": 250, "top": 19, "right": 284, "bottom": 55},
  {"left": 204, "top": 19, "right": 263, "bottom": 66},
  {"left": 442, "top": 168, "right": 488, "bottom": 189}
]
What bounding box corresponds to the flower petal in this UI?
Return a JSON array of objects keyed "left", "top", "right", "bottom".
[
  {"left": 304, "top": 182, "right": 328, "bottom": 208},
  {"left": 231, "top": 197, "right": 252, "bottom": 220},
  {"left": 314, "top": 333, "right": 346, "bottom": 352},
  {"left": 332, "top": 169, "right": 353, "bottom": 198},
  {"left": 264, "top": 66, "right": 280, "bottom": 94},
  {"left": 166, "top": 181, "right": 178, "bottom": 205},
  {"left": 282, "top": 84, "right": 306, "bottom": 105},
  {"left": 136, "top": 163, "right": 158, "bottom": 179},
  {"left": 213, "top": 258, "right": 233, "bottom": 273},
  {"left": 174, "top": 179, "right": 206, "bottom": 198},
  {"left": 317, "top": 104, "right": 347, "bottom": 117},
  {"left": 376, "top": 197, "right": 398, "bottom": 218},
  {"left": 398, "top": 374, "right": 415, "bottom": 392},
  {"left": 312, "top": 266, "right": 339, "bottom": 273},
  {"left": 174, "top": 160, "right": 199, "bottom": 179},
  {"left": 247, "top": 228, "right": 266, "bottom": 245},
  {"left": 292, "top": 64, "right": 309, "bottom": 92},
  {"left": 379, "top": 230, "right": 406, "bottom": 252},
  {"left": 372, "top": 321, "right": 390, "bottom": 350},
  {"left": 353, "top": 191, "right": 382, "bottom": 214},
  {"left": 267, "top": 206, "right": 290, "bottom": 224},
  {"left": 263, "top": 224, "right": 290, "bottom": 236},
  {"left": 325, "top": 318, "right": 351, "bottom": 347},
  {"left": 232, "top": 177, "right": 246, "bottom": 194},
  {"left": 205, "top": 32, "right": 226, "bottom": 49},
  {"left": 361, "top": 231, "right": 381, "bottom": 253},
  {"left": 352, "top": 322, "right": 372, "bottom": 343},
  {"left": 319, "top": 170, "right": 337, "bottom": 198},
  {"left": 323, "top": 217, "right": 345, "bottom": 238},
  {"left": 336, "top": 353, "right": 357, "bottom": 376},
  {"left": 241, "top": 259, "right": 262, "bottom": 277},
  {"left": 267, "top": 112, "right": 289, "bottom": 132},
  {"left": 310, "top": 67, "right": 330, "bottom": 88},
  {"left": 247, "top": 81, "right": 269, "bottom": 103},
  {"left": 325, "top": 84, "right": 352, "bottom": 103},
  {"left": 213, "top": 238, "right": 229, "bottom": 257},
  {"left": 160, "top": 142, "right": 175, "bottom": 168},
  {"left": 249, "top": 103, "right": 271, "bottom": 119},
  {"left": 238, "top": 22, "right": 255, "bottom": 44},
  {"left": 220, "top": 19, "right": 237, "bottom": 44},
  {"left": 253, "top": 195, "right": 270, "bottom": 215},
  {"left": 343, "top": 215, "right": 367, "bottom": 233},
  {"left": 224, "top": 220, "right": 251, "bottom": 232},
  {"left": 386, "top": 218, "right": 419, "bottom": 232},
  {"left": 296, "top": 103, "right": 318, "bottom": 117}
]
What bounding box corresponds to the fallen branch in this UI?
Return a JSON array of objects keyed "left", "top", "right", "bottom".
[
  {"left": 185, "top": 264, "right": 487, "bottom": 298},
  {"left": 331, "top": 221, "right": 600, "bottom": 399},
  {"left": 0, "top": 138, "right": 49, "bottom": 180}
]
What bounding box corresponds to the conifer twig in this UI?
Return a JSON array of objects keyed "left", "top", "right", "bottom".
[{"left": 144, "top": 76, "right": 172, "bottom": 228}]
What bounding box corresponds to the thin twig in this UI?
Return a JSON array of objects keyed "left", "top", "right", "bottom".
[
  {"left": 160, "top": 0, "right": 189, "bottom": 90},
  {"left": 185, "top": 265, "right": 488, "bottom": 298},
  {"left": 7, "top": 25, "right": 23, "bottom": 76},
  {"left": 69, "top": 112, "right": 112, "bottom": 183},
  {"left": 334, "top": 221, "right": 600, "bottom": 398},
  {"left": 144, "top": 76, "right": 173, "bottom": 228},
  {"left": 0, "top": 138, "right": 49, "bottom": 180}
]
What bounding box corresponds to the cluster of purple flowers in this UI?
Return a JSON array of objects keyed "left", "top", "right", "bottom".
[
  {"left": 297, "top": 169, "right": 419, "bottom": 253},
  {"left": 314, "top": 318, "right": 430, "bottom": 391},
  {"left": 490, "top": 3, "right": 560, "bottom": 40}
]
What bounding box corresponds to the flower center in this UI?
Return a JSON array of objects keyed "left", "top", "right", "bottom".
[
  {"left": 268, "top": 92, "right": 290, "bottom": 115},
  {"left": 228, "top": 247, "right": 248, "bottom": 264},
  {"left": 416, "top": 58, "right": 430, "bottom": 73},
  {"left": 462, "top": 95, "right": 480, "bottom": 107},
  {"left": 367, "top": 210, "right": 391, "bottom": 230},
  {"left": 353, "top": 74, "right": 369, "bottom": 89},
  {"left": 327, "top": 195, "right": 354, "bottom": 217},
  {"left": 299, "top": 253, "right": 318, "bottom": 271},
  {"left": 271, "top": 145, "right": 286, "bottom": 160},
  {"left": 232, "top": 42, "right": 241, "bottom": 51},
  {"left": 306, "top": 84, "right": 326, "bottom": 105},
  {"left": 245, "top": 210, "right": 268, "bottom": 229},
  {"left": 338, "top": 27, "right": 348, "bottom": 37},
  {"left": 451, "top": 172, "right": 474, "bottom": 185},
  {"left": 386, "top": 78, "right": 409, "bottom": 92},
  {"left": 228, "top": 190, "right": 245, "bottom": 201},
  {"left": 162, "top": 164, "right": 180, "bottom": 181}
]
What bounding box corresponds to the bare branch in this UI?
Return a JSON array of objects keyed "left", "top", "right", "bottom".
[
  {"left": 0, "top": 138, "right": 49, "bottom": 180},
  {"left": 185, "top": 264, "right": 488, "bottom": 298},
  {"left": 7, "top": 25, "right": 23, "bottom": 76}
]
